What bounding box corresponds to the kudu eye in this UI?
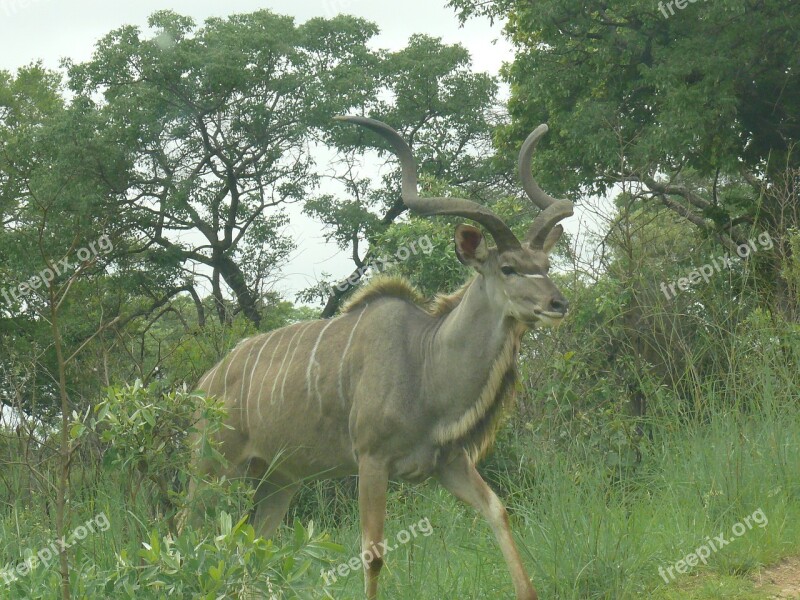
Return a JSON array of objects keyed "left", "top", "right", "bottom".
[{"left": 500, "top": 266, "right": 517, "bottom": 276}]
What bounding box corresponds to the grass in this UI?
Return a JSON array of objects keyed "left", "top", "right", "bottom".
[
  {"left": 306, "top": 405, "right": 800, "bottom": 599},
  {"left": 1, "top": 378, "right": 799, "bottom": 598}
]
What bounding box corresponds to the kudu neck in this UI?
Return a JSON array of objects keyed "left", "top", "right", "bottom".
[{"left": 433, "top": 274, "right": 521, "bottom": 356}]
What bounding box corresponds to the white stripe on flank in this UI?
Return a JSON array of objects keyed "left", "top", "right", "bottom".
[
  {"left": 270, "top": 324, "right": 306, "bottom": 405},
  {"left": 306, "top": 317, "right": 338, "bottom": 409},
  {"left": 222, "top": 338, "right": 251, "bottom": 401},
  {"left": 279, "top": 322, "right": 314, "bottom": 405},
  {"left": 209, "top": 359, "right": 225, "bottom": 392},
  {"left": 338, "top": 306, "right": 367, "bottom": 406},
  {"left": 257, "top": 328, "right": 287, "bottom": 424},
  {"left": 243, "top": 330, "right": 278, "bottom": 431},
  {"left": 197, "top": 360, "right": 221, "bottom": 390},
  {"left": 239, "top": 343, "right": 257, "bottom": 398},
  {"left": 239, "top": 334, "right": 266, "bottom": 434},
  {"left": 206, "top": 343, "right": 233, "bottom": 392}
]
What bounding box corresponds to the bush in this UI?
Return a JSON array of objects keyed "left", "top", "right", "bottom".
[
  {"left": 72, "top": 380, "right": 225, "bottom": 520},
  {"left": 96, "top": 513, "right": 343, "bottom": 599}
]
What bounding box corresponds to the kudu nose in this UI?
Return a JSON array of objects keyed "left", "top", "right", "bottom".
[{"left": 550, "top": 296, "right": 569, "bottom": 314}]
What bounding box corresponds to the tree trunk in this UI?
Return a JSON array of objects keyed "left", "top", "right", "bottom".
[
  {"left": 215, "top": 254, "right": 261, "bottom": 327},
  {"left": 320, "top": 266, "right": 366, "bottom": 318},
  {"left": 49, "top": 293, "right": 71, "bottom": 600}
]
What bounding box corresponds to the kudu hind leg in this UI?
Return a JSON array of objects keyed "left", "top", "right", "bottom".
[
  {"left": 252, "top": 480, "right": 300, "bottom": 539},
  {"left": 436, "top": 450, "right": 538, "bottom": 600},
  {"left": 358, "top": 456, "right": 389, "bottom": 599}
]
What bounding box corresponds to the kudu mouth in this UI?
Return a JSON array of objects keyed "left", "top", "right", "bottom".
[
  {"left": 535, "top": 308, "right": 568, "bottom": 320},
  {"left": 526, "top": 309, "right": 568, "bottom": 328},
  {"left": 518, "top": 293, "right": 570, "bottom": 327}
]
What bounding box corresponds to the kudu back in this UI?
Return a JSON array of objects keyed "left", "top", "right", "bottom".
[{"left": 189, "top": 117, "right": 573, "bottom": 600}]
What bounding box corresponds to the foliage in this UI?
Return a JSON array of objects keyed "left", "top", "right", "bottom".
[
  {"left": 0, "top": 63, "right": 134, "bottom": 414},
  {"left": 301, "top": 34, "right": 506, "bottom": 310},
  {"left": 450, "top": 0, "right": 799, "bottom": 182},
  {"left": 65, "top": 10, "right": 381, "bottom": 326},
  {"left": 101, "top": 514, "right": 343, "bottom": 599},
  {"left": 68, "top": 380, "right": 225, "bottom": 529},
  {"left": 89, "top": 383, "right": 221, "bottom": 482}
]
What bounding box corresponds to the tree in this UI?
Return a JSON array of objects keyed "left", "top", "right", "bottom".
[
  {"left": 0, "top": 62, "right": 141, "bottom": 600},
  {"left": 448, "top": 0, "right": 799, "bottom": 314},
  {"left": 0, "top": 64, "right": 132, "bottom": 411},
  {"left": 67, "top": 10, "right": 381, "bottom": 327},
  {"left": 303, "top": 34, "right": 509, "bottom": 315}
]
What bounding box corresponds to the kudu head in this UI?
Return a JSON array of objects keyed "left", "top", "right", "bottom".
[{"left": 335, "top": 116, "right": 573, "bottom": 327}]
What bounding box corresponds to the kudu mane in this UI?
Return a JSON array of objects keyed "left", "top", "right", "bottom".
[{"left": 342, "top": 274, "right": 469, "bottom": 318}]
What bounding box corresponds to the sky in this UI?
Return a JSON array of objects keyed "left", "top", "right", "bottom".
[{"left": 0, "top": 1, "right": 548, "bottom": 303}]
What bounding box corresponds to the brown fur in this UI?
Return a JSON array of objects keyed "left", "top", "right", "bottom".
[{"left": 342, "top": 275, "right": 424, "bottom": 313}]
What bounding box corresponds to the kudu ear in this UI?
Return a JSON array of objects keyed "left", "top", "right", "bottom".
[
  {"left": 455, "top": 224, "right": 488, "bottom": 267},
  {"left": 540, "top": 224, "right": 563, "bottom": 254}
]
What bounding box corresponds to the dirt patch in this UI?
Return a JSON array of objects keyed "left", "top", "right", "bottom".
[{"left": 753, "top": 556, "right": 800, "bottom": 599}]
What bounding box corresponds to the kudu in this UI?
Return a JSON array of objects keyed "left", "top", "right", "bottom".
[{"left": 189, "top": 116, "right": 573, "bottom": 600}]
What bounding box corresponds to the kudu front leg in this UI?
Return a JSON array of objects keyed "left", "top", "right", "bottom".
[
  {"left": 436, "top": 450, "right": 538, "bottom": 600},
  {"left": 358, "top": 456, "right": 389, "bottom": 599}
]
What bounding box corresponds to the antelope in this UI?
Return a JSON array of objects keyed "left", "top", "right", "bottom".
[{"left": 188, "top": 116, "right": 573, "bottom": 600}]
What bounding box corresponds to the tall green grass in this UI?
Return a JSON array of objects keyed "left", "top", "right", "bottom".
[
  {"left": 1, "top": 358, "right": 798, "bottom": 598},
  {"left": 315, "top": 400, "right": 800, "bottom": 599}
]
